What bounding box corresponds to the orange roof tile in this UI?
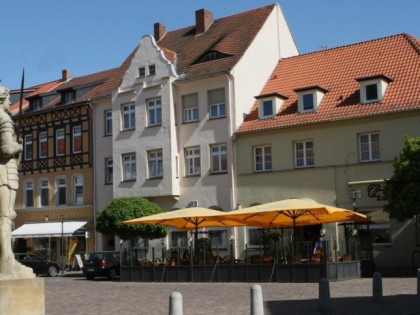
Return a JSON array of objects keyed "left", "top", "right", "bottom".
[
  {"left": 157, "top": 4, "right": 276, "bottom": 80},
  {"left": 238, "top": 33, "right": 420, "bottom": 134}
]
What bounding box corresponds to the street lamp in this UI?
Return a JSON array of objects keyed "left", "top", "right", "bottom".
[{"left": 59, "top": 215, "right": 65, "bottom": 275}]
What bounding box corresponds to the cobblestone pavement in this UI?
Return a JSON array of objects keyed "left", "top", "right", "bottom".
[{"left": 45, "top": 273, "right": 420, "bottom": 315}]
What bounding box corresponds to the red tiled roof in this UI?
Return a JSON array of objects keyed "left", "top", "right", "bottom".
[
  {"left": 157, "top": 4, "right": 276, "bottom": 80},
  {"left": 238, "top": 33, "right": 420, "bottom": 134}
]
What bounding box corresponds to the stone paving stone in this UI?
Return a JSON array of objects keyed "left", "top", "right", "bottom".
[{"left": 45, "top": 274, "right": 420, "bottom": 315}]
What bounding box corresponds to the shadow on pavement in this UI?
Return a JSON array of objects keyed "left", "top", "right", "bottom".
[{"left": 265, "top": 295, "right": 420, "bottom": 315}]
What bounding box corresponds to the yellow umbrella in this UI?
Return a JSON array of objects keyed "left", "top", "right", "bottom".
[
  {"left": 217, "top": 198, "right": 370, "bottom": 229},
  {"left": 124, "top": 207, "right": 246, "bottom": 247}
]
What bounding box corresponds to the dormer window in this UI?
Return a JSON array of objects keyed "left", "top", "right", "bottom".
[
  {"left": 31, "top": 98, "right": 42, "bottom": 110},
  {"left": 356, "top": 75, "right": 393, "bottom": 104},
  {"left": 63, "top": 91, "right": 75, "bottom": 104},
  {"left": 255, "top": 93, "right": 288, "bottom": 119},
  {"left": 294, "top": 86, "right": 328, "bottom": 113}
]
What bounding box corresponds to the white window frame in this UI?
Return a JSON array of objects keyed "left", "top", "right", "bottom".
[
  {"left": 148, "top": 150, "right": 163, "bottom": 178},
  {"left": 72, "top": 125, "right": 82, "bottom": 154},
  {"left": 183, "top": 94, "right": 199, "bottom": 123},
  {"left": 261, "top": 99, "right": 274, "bottom": 118},
  {"left": 208, "top": 89, "right": 226, "bottom": 119},
  {"left": 148, "top": 64, "right": 156, "bottom": 76},
  {"left": 56, "top": 128, "right": 65, "bottom": 156},
  {"left": 254, "top": 145, "right": 272, "bottom": 172},
  {"left": 122, "top": 153, "right": 136, "bottom": 181},
  {"left": 185, "top": 147, "right": 200, "bottom": 176},
  {"left": 105, "top": 158, "right": 113, "bottom": 184},
  {"left": 73, "top": 174, "right": 84, "bottom": 205},
  {"left": 64, "top": 91, "right": 75, "bottom": 104},
  {"left": 296, "top": 88, "right": 326, "bottom": 113},
  {"left": 148, "top": 98, "right": 162, "bottom": 126},
  {"left": 295, "top": 140, "right": 314, "bottom": 168},
  {"left": 24, "top": 180, "right": 34, "bottom": 208},
  {"left": 105, "top": 110, "right": 112, "bottom": 136},
  {"left": 246, "top": 227, "right": 264, "bottom": 248},
  {"left": 122, "top": 103, "right": 135, "bottom": 130},
  {"left": 39, "top": 131, "right": 48, "bottom": 159},
  {"left": 210, "top": 144, "right": 227, "bottom": 174},
  {"left": 56, "top": 177, "right": 67, "bottom": 206},
  {"left": 138, "top": 66, "right": 146, "bottom": 78},
  {"left": 170, "top": 230, "right": 189, "bottom": 249},
  {"left": 358, "top": 78, "right": 390, "bottom": 104},
  {"left": 359, "top": 132, "right": 380, "bottom": 162},
  {"left": 24, "top": 134, "right": 33, "bottom": 161},
  {"left": 39, "top": 178, "right": 50, "bottom": 207}
]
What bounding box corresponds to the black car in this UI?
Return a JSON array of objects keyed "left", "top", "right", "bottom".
[
  {"left": 82, "top": 251, "right": 120, "bottom": 280},
  {"left": 15, "top": 253, "right": 60, "bottom": 277}
]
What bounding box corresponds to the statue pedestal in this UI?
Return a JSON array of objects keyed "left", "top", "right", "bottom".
[{"left": 0, "top": 277, "right": 45, "bottom": 315}]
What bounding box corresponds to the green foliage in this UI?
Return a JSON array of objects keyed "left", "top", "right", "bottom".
[
  {"left": 384, "top": 136, "right": 420, "bottom": 221},
  {"left": 96, "top": 197, "right": 168, "bottom": 240}
]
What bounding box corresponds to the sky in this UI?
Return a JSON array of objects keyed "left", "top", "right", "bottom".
[{"left": 1, "top": 0, "right": 419, "bottom": 89}]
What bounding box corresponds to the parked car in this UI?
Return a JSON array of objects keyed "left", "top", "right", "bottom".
[
  {"left": 82, "top": 251, "right": 120, "bottom": 280},
  {"left": 14, "top": 253, "right": 60, "bottom": 277}
]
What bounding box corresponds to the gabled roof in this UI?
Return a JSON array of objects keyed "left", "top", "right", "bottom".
[
  {"left": 238, "top": 33, "right": 420, "bottom": 134},
  {"left": 157, "top": 4, "right": 276, "bottom": 80}
]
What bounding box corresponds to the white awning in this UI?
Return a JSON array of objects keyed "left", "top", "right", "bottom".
[{"left": 12, "top": 221, "right": 87, "bottom": 238}]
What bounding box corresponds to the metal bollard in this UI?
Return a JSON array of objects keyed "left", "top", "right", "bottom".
[
  {"left": 372, "top": 272, "right": 383, "bottom": 302},
  {"left": 417, "top": 269, "right": 420, "bottom": 296},
  {"left": 319, "top": 278, "right": 331, "bottom": 313},
  {"left": 251, "top": 284, "right": 264, "bottom": 315},
  {"left": 169, "top": 292, "right": 183, "bottom": 315}
]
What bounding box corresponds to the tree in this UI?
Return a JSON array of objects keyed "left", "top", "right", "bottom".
[
  {"left": 96, "top": 197, "right": 168, "bottom": 241},
  {"left": 383, "top": 136, "right": 420, "bottom": 221}
]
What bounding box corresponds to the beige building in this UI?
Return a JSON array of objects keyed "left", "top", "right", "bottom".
[{"left": 235, "top": 34, "right": 420, "bottom": 275}]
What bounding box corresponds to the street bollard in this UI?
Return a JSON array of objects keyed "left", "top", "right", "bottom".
[
  {"left": 372, "top": 272, "right": 383, "bottom": 302},
  {"left": 417, "top": 269, "right": 420, "bottom": 296},
  {"left": 251, "top": 284, "right": 264, "bottom": 315},
  {"left": 169, "top": 292, "right": 183, "bottom": 315},
  {"left": 319, "top": 278, "right": 331, "bottom": 313}
]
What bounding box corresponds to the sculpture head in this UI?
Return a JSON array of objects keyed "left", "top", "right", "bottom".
[{"left": 0, "top": 86, "right": 10, "bottom": 111}]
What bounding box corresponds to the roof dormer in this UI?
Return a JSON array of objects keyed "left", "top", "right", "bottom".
[
  {"left": 294, "top": 86, "right": 328, "bottom": 113},
  {"left": 356, "top": 74, "right": 393, "bottom": 104},
  {"left": 255, "top": 93, "right": 288, "bottom": 119}
]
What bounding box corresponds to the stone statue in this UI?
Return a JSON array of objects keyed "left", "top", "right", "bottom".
[{"left": 0, "top": 85, "right": 34, "bottom": 278}]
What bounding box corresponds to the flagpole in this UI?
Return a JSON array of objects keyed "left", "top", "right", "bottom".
[{"left": 16, "top": 68, "right": 25, "bottom": 143}]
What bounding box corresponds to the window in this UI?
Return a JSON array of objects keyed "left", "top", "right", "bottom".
[
  {"left": 148, "top": 150, "right": 163, "bottom": 178},
  {"left": 105, "top": 110, "right": 112, "bottom": 135},
  {"left": 262, "top": 100, "right": 274, "bottom": 118},
  {"left": 56, "top": 177, "right": 67, "bottom": 206},
  {"left": 148, "top": 98, "right": 162, "bottom": 126},
  {"left": 72, "top": 125, "right": 82, "bottom": 154},
  {"left": 183, "top": 94, "right": 199, "bottom": 123},
  {"left": 56, "top": 129, "right": 65, "bottom": 156},
  {"left": 24, "top": 134, "right": 33, "bottom": 161},
  {"left": 64, "top": 91, "right": 75, "bottom": 104},
  {"left": 185, "top": 147, "right": 200, "bottom": 176},
  {"left": 254, "top": 145, "right": 272, "bottom": 172},
  {"left": 209, "top": 229, "right": 228, "bottom": 249},
  {"left": 32, "top": 98, "right": 42, "bottom": 110},
  {"left": 247, "top": 228, "right": 263, "bottom": 247},
  {"left": 170, "top": 231, "right": 189, "bottom": 248},
  {"left": 122, "top": 103, "right": 135, "bottom": 130},
  {"left": 24, "top": 180, "right": 34, "bottom": 208},
  {"left": 105, "top": 158, "right": 113, "bottom": 184},
  {"left": 302, "top": 93, "right": 315, "bottom": 111},
  {"left": 122, "top": 153, "right": 136, "bottom": 181},
  {"left": 208, "top": 89, "right": 225, "bottom": 119},
  {"left": 73, "top": 175, "right": 84, "bottom": 205},
  {"left": 39, "top": 131, "right": 48, "bottom": 159},
  {"left": 357, "top": 75, "right": 392, "bottom": 104},
  {"left": 359, "top": 133, "right": 380, "bottom": 162},
  {"left": 138, "top": 67, "right": 146, "bottom": 78},
  {"left": 295, "top": 140, "right": 314, "bottom": 168},
  {"left": 39, "top": 179, "right": 50, "bottom": 207},
  {"left": 211, "top": 144, "right": 227, "bottom": 173},
  {"left": 148, "top": 64, "right": 156, "bottom": 76}
]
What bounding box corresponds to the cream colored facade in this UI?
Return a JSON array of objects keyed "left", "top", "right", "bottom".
[{"left": 236, "top": 110, "right": 420, "bottom": 274}]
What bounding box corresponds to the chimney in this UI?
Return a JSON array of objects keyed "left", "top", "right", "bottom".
[
  {"left": 62, "top": 69, "right": 71, "bottom": 82},
  {"left": 195, "top": 9, "right": 213, "bottom": 34},
  {"left": 154, "top": 23, "right": 167, "bottom": 41}
]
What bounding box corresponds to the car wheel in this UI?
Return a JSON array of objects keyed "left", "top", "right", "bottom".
[
  {"left": 107, "top": 268, "right": 117, "bottom": 280},
  {"left": 48, "top": 266, "right": 58, "bottom": 277}
]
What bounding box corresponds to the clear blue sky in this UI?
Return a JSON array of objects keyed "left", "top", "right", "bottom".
[{"left": 2, "top": 0, "right": 419, "bottom": 89}]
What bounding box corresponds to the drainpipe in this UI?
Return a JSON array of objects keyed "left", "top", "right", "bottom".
[{"left": 88, "top": 99, "right": 97, "bottom": 252}]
